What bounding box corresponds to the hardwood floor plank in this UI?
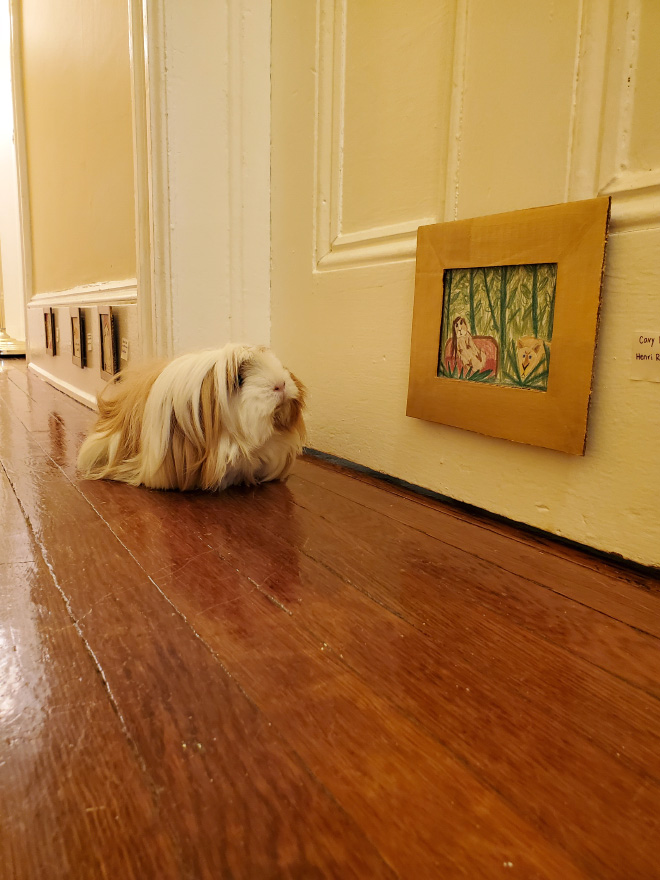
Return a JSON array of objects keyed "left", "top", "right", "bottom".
[
  {"left": 95, "top": 481, "right": 660, "bottom": 878},
  {"left": 284, "top": 472, "right": 660, "bottom": 697},
  {"left": 299, "top": 455, "right": 660, "bottom": 581},
  {"left": 1, "top": 371, "right": 94, "bottom": 462},
  {"left": 0, "top": 380, "right": 588, "bottom": 877},
  {"left": 295, "top": 458, "right": 660, "bottom": 631},
  {"left": 7, "top": 367, "right": 660, "bottom": 878},
  {"left": 0, "top": 392, "right": 398, "bottom": 879},
  {"left": 200, "top": 483, "right": 660, "bottom": 753},
  {"left": 0, "top": 473, "right": 33, "bottom": 566},
  {"left": 45, "top": 472, "right": 660, "bottom": 877},
  {"left": 134, "top": 549, "right": 591, "bottom": 879},
  {"left": 0, "top": 473, "right": 181, "bottom": 880},
  {"left": 11, "top": 367, "right": 660, "bottom": 712}
]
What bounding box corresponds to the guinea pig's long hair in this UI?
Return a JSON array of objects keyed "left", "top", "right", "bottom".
[{"left": 77, "top": 343, "right": 306, "bottom": 491}]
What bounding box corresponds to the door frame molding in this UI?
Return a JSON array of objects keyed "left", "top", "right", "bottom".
[
  {"left": 129, "top": 0, "right": 272, "bottom": 358},
  {"left": 128, "top": 0, "right": 172, "bottom": 359},
  {"left": 4, "top": 0, "right": 32, "bottom": 341}
]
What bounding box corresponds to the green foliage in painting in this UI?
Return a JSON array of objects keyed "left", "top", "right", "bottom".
[
  {"left": 438, "top": 263, "right": 557, "bottom": 392},
  {"left": 437, "top": 361, "right": 495, "bottom": 382}
]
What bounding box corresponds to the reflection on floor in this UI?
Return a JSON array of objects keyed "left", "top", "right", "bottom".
[{"left": 1, "top": 361, "right": 659, "bottom": 879}]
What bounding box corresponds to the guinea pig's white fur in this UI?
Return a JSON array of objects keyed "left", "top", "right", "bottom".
[{"left": 77, "top": 343, "right": 306, "bottom": 491}]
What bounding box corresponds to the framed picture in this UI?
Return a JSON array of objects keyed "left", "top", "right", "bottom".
[
  {"left": 70, "top": 307, "right": 86, "bottom": 368},
  {"left": 406, "top": 197, "right": 611, "bottom": 455},
  {"left": 98, "top": 306, "right": 118, "bottom": 380},
  {"left": 43, "top": 307, "right": 56, "bottom": 356}
]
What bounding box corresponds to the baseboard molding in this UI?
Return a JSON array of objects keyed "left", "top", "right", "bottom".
[
  {"left": 28, "top": 362, "right": 97, "bottom": 410},
  {"left": 302, "top": 448, "right": 660, "bottom": 577},
  {"left": 28, "top": 279, "right": 138, "bottom": 308}
]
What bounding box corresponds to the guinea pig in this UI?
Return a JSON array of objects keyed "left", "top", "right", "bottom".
[{"left": 77, "top": 343, "right": 306, "bottom": 491}]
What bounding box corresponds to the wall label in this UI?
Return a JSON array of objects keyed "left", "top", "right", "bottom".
[{"left": 631, "top": 332, "right": 660, "bottom": 382}]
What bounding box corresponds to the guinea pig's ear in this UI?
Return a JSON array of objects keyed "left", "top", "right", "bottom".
[
  {"left": 288, "top": 371, "right": 307, "bottom": 406},
  {"left": 225, "top": 345, "right": 253, "bottom": 393}
]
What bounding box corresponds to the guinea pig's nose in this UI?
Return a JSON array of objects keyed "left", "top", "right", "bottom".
[{"left": 273, "top": 382, "right": 285, "bottom": 393}]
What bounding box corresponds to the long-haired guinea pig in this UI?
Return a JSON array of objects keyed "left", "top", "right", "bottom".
[{"left": 77, "top": 343, "right": 306, "bottom": 491}]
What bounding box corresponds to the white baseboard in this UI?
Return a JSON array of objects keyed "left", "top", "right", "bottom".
[
  {"left": 28, "top": 278, "right": 138, "bottom": 308},
  {"left": 28, "top": 362, "right": 98, "bottom": 410}
]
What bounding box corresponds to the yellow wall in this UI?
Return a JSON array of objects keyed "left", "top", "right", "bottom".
[
  {"left": 20, "top": 0, "right": 135, "bottom": 294},
  {"left": 272, "top": 0, "right": 660, "bottom": 568}
]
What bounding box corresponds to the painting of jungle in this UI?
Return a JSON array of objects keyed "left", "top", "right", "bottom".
[{"left": 437, "top": 263, "right": 557, "bottom": 391}]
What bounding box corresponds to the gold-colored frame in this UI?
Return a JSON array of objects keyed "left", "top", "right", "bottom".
[
  {"left": 98, "top": 306, "right": 118, "bottom": 381},
  {"left": 406, "top": 198, "right": 610, "bottom": 455},
  {"left": 70, "top": 307, "right": 86, "bottom": 368},
  {"left": 43, "top": 307, "right": 56, "bottom": 356}
]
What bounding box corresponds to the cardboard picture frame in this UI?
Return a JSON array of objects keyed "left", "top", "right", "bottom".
[
  {"left": 406, "top": 197, "right": 611, "bottom": 455},
  {"left": 70, "top": 307, "right": 86, "bottom": 368},
  {"left": 43, "top": 307, "right": 56, "bottom": 356},
  {"left": 98, "top": 305, "right": 118, "bottom": 380}
]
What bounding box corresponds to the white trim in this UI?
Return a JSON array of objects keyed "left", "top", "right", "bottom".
[
  {"left": 128, "top": 0, "right": 154, "bottom": 359},
  {"left": 315, "top": 217, "right": 435, "bottom": 271},
  {"left": 28, "top": 279, "right": 138, "bottom": 308},
  {"left": 315, "top": 231, "right": 420, "bottom": 271},
  {"left": 313, "top": 0, "right": 342, "bottom": 266},
  {"left": 228, "top": 0, "right": 244, "bottom": 338},
  {"left": 332, "top": 218, "right": 434, "bottom": 250},
  {"left": 28, "top": 362, "right": 97, "bottom": 410},
  {"left": 134, "top": 0, "right": 270, "bottom": 353},
  {"left": 227, "top": 0, "right": 271, "bottom": 345},
  {"left": 608, "top": 185, "right": 660, "bottom": 233},
  {"left": 4, "top": 0, "right": 31, "bottom": 340},
  {"left": 564, "top": 0, "right": 612, "bottom": 201},
  {"left": 129, "top": 0, "right": 174, "bottom": 359},
  {"left": 443, "top": 0, "right": 469, "bottom": 222},
  {"left": 144, "top": 0, "right": 174, "bottom": 357},
  {"left": 331, "top": 0, "right": 348, "bottom": 252},
  {"left": 600, "top": 168, "right": 660, "bottom": 196},
  {"left": 563, "top": 0, "right": 585, "bottom": 201},
  {"left": 598, "top": 0, "right": 643, "bottom": 193},
  {"left": 358, "top": 191, "right": 660, "bottom": 242},
  {"left": 593, "top": 0, "right": 660, "bottom": 232}
]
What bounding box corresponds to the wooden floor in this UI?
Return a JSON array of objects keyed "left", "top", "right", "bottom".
[{"left": 1, "top": 362, "right": 660, "bottom": 879}]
